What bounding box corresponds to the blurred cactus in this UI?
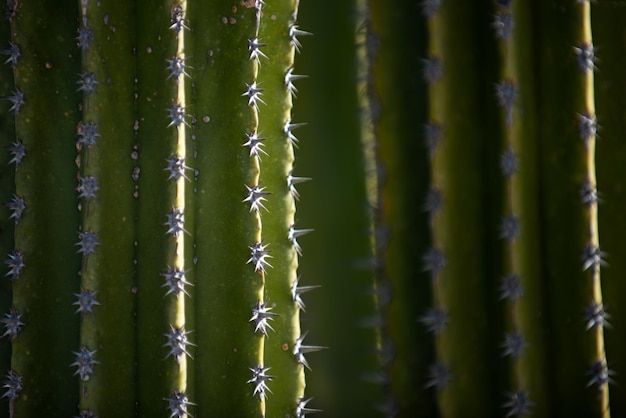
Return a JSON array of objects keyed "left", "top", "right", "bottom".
[{"left": 2, "top": 0, "right": 625, "bottom": 417}]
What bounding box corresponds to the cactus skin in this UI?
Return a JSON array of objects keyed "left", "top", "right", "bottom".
[
  {"left": 594, "top": 0, "right": 626, "bottom": 416},
  {"left": 537, "top": 1, "right": 608, "bottom": 415},
  {"left": 495, "top": 1, "right": 551, "bottom": 415},
  {"left": 293, "top": 0, "right": 386, "bottom": 416},
  {"left": 365, "top": 0, "right": 436, "bottom": 416},
  {"left": 2, "top": 0, "right": 305, "bottom": 416},
  {"left": 7, "top": 0, "right": 82, "bottom": 415}
]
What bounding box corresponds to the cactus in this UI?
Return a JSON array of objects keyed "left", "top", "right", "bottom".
[
  {"left": 362, "top": 0, "right": 622, "bottom": 417},
  {"left": 1, "top": 0, "right": 315, "bottom": 416},
  {"left": 2, "top": 0, "right": 626, "bottom": 417}
]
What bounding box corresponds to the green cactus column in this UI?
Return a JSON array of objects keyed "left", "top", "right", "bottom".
[
  {"left": 366, "top": 0, "right": 434, "bottom": 416},
  {"left": 74, "top": 0, "right": 137, "bottom": 414},
  {"left": 256, "top": 1, "right": 313, "bottom": 416},
  {"left": 595, "top": 0, "right": 626, "bottom": 415},
  {"left": 295, "top": 0, "right": 385, "bottom": 415},
  {"left": 0, "top": 11, "right": 16, "bottom": 416},
  {"left": 187, "top": 1, "right": 265, "bottom": 415},
  {"left": 134, "top": 0, "right": 196, "bottom": 415},
  {"left": 425, "top": 1, "right": 505, "bottom": 415},
  {"left": 493, "top": 1, "right": 550, "bottom": 415},
  {"left": 536, "top": 0, "right": 609, "bottom": 415},
  {"left": 5, "top": 0, "right": 82, "bottom": 415}
]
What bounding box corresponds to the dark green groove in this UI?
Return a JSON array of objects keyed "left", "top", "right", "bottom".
[
  {"left": 367, "top": 0, "right": 434, "bottom": 416},
  {"left": 188, "top": 1, "right": 264, "bottom": 416},
  {"left": 428, "top": 2, "right": 504, "bottom": 416},
  {"left": 134, "top": 0, "right": 179, "bottom": 415},
  {"left": 9, "top": 0, "right": 82, "bottom": 415},
  {"left": 77, "top": 0, "right": 137, "bottom": 414}
]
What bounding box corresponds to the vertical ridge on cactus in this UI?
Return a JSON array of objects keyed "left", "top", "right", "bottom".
[
  {"left": 6, "top": 0, "right": 83, "bottom": 414},
  {"left": 74, "top": 0, "right": 137, "bottom": 414},
  {"left": 186, "top": 0, "right": 265, "bottom": 415}
]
